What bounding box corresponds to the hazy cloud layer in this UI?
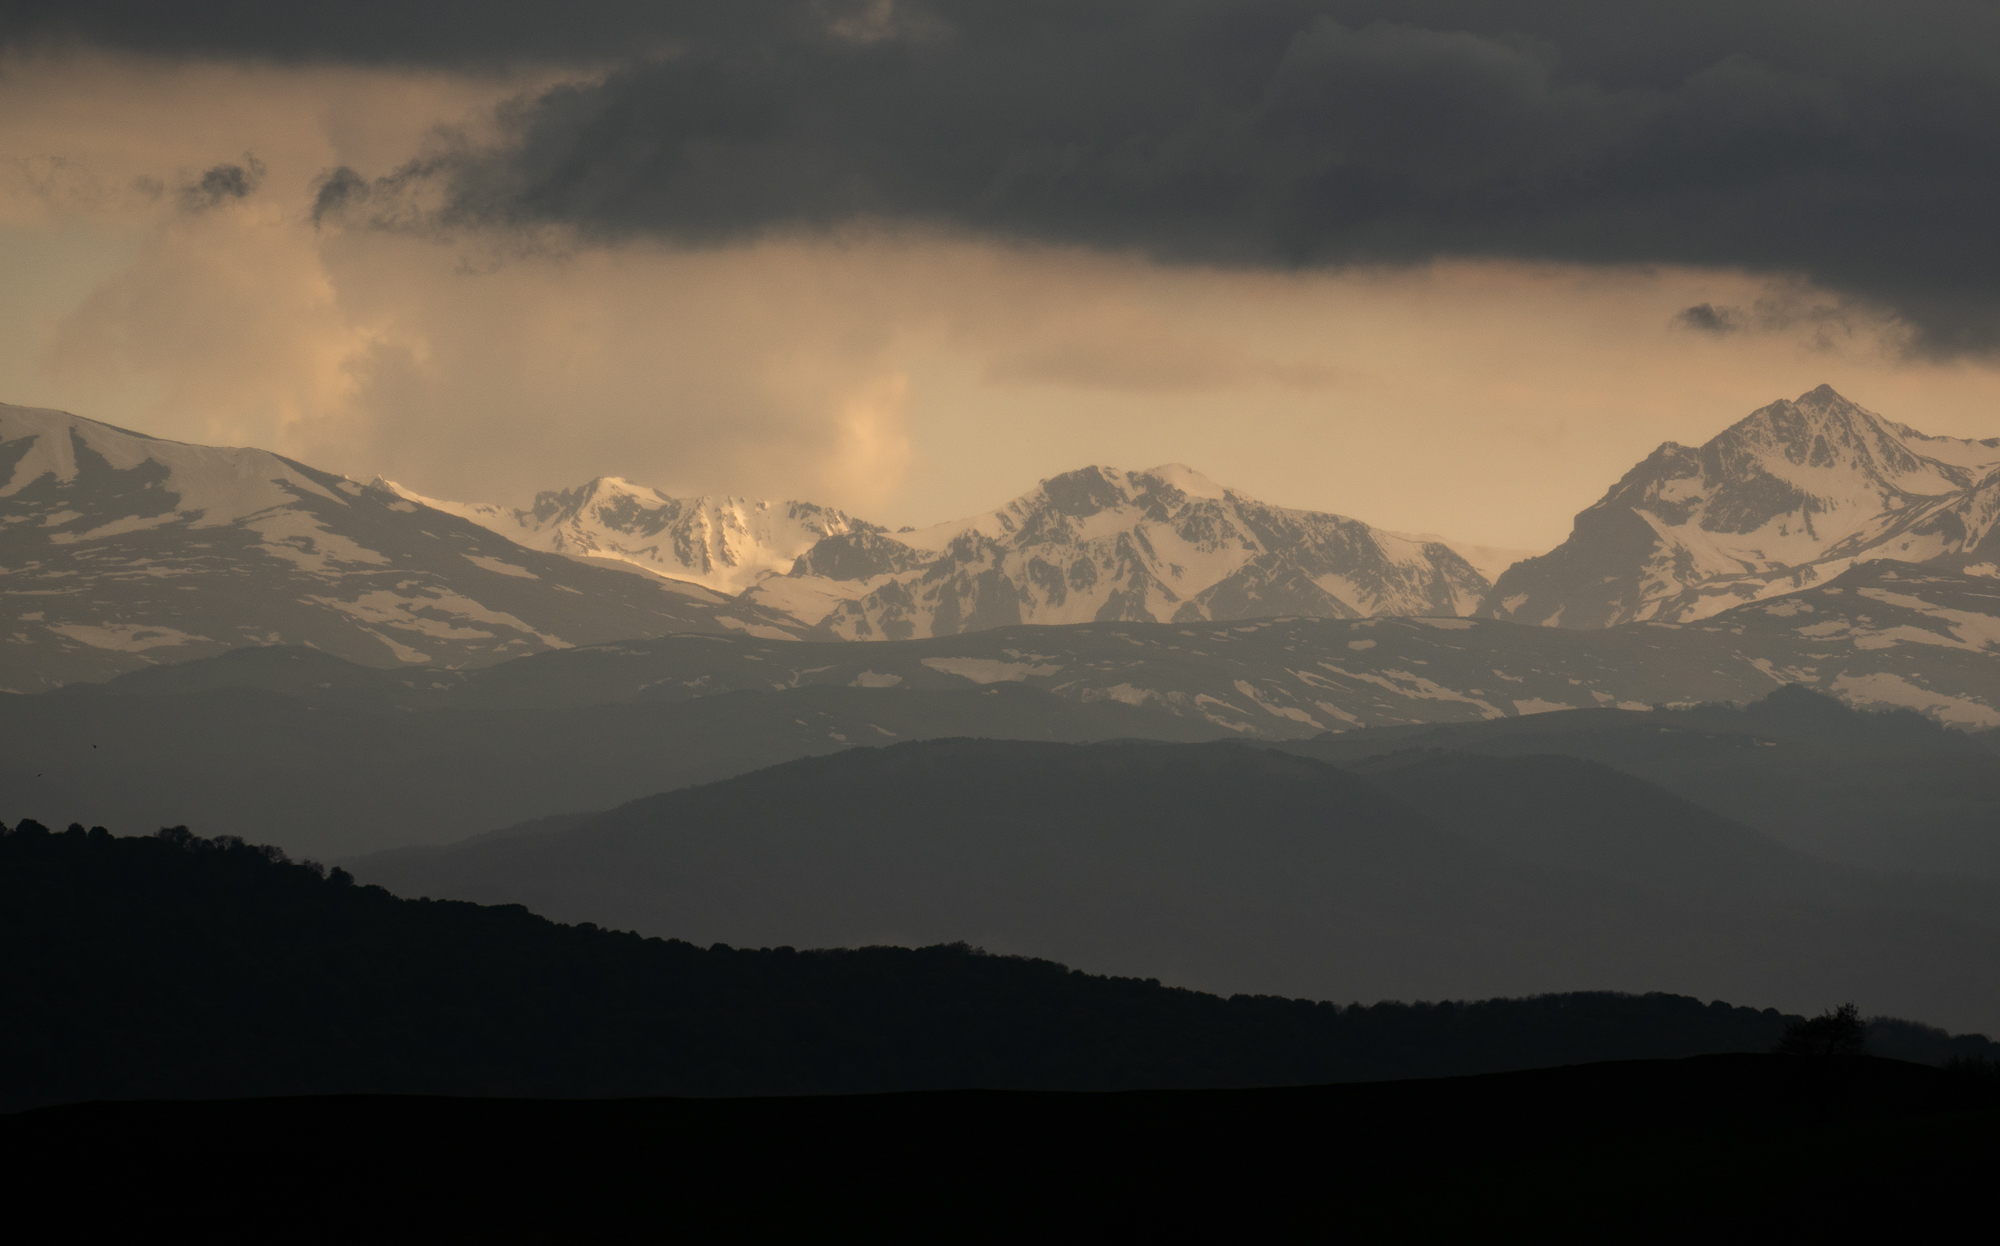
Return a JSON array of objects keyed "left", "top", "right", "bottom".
[{"left": 13, "top": 1, "right": 2000, "bottom": 355}]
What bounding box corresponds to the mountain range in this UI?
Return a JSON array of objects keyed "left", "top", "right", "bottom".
[
  {"left": 11, "top": 383, "right": 2000, "bottom": 1061},
  {"left": 13, "top": 378, "right": 2000, "bottom": 1032},
  {"left": 8, "top": 385, "right": 2000, "bottom": 732},
  {"left": 391, "top": 384, "right": 2000, "bottom": 649},
  {"left": 399, "top": 462, "right": 1510, "bottom": 637}
]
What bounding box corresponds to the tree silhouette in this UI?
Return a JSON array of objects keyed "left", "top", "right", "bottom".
[{"left": 1774, "top": 1003, "right": 1867, "bottom": 1057}]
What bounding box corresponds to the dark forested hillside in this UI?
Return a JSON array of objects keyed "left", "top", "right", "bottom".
[
  {"left": 16, "top": 818, "right": 1980, "bottom": 1113},
  {"left": 349, "top": 738, "right": 2000, "bottom": 1033}
]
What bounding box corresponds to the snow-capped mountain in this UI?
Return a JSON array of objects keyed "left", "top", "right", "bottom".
[
  {"left": 400, "top": 463, "right": 1516, "bottom": 636},
  {"left": 762, "top": 464, "right": 1496, "bottom": 639},
  {"left": 0, "top": 405, "right": 810, "bottom": 692},
  {"left": 1486, "top": 386, "right": 2000, "bottom": 627},
  {"left": 383, "top": 476, "right": 872, "bottom": 595},
  {"left": 22, "top": 384, "right": 2000, "bottom": 728}
]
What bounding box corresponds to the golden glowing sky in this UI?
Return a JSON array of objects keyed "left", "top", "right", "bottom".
[{"left": 5, "top": 51, "right": 1999, "bottom": 551}]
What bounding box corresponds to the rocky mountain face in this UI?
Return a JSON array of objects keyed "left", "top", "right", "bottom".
[
  {"left": 1486, "top": 386, "right": 2000, "bottom": 627},
  {"left": 769, "top": 465, "right": 1495, "bottom": 639},
  {"left": 0, "top": 405, "right": 809, "bottom": 692},
  {"left": 383, "top": 476, "right": 870, "bottom": 596}
]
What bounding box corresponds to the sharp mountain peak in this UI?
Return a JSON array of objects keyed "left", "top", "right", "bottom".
[{"left": 1486, "top": 385, "right": 2000, "bottom": 628}]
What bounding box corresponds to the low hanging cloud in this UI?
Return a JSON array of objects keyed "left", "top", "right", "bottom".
[{"left": 15, "top": 1, "right": 2000, "bottom": 357}]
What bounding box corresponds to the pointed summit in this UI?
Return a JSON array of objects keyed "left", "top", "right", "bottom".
[{"left": 1484, "top": 388, "right": 2000, "bottom": 627}]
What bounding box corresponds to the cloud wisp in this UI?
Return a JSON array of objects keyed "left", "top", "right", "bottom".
[{"left": 179, "top": 157, "right": 265, "bottom": 213}]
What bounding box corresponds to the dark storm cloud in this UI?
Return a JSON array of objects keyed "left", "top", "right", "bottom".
[{"left": 15, "top": 1, "right": 2000, "bottom": 354}]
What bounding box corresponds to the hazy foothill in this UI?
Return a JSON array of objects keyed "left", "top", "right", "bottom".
[{"left": 7, "top": 0, "right": 2000, "bottom": 1229}]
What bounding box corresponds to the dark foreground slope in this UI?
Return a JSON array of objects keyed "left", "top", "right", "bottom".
[
  {"left": 352, "top": 738, "right": 2000, "bottom": 1032},
  {"left": 9, "top": 1059, "right": 1998, "bottom": 1236},
  {"left": 15, "top": 1064, "right": 2000, "bottom": 1240},
  {"left": 14, "top": 819, "right": 1975, "bottom": 1113}
]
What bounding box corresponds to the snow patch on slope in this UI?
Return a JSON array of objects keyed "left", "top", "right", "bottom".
[
  {"left": 48, "top": 622, "right": 211, "bottom": 652},
  {"left": 1830, "top": 672, "right": 2000, "bottom": 727},
  {"left": 920, "top": 656, "right": 1065, "bottom": 683}
]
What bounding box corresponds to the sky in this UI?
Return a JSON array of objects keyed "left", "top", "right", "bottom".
[{"left": 3, "top": 2, "right": 2000, "bottom": 551}]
